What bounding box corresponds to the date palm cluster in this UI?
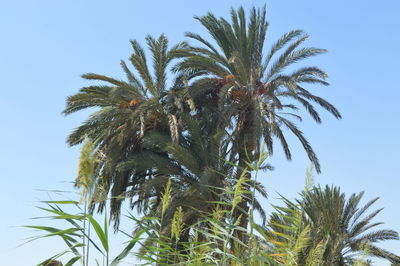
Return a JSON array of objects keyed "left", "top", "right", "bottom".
[
  {"left": 61, "top": 6, "right": 399, "bottom": 264},
  {"left": 65, "top": 5, "right": 340, "bottom": 228},
  {"left": 64, "top": 4, "right": 333, "bottom": 240}
]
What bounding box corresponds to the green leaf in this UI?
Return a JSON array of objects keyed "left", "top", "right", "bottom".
[
  {"left": 65, "top": 255, "right": 81, "bottom": 266},
  {"left": 41, "top": 200, "right": 79, "bottom": 205},
  {"left": 110, "top": 228, "right": 148, "bottom": 266},
  {"left": 87, "top": 215, "right": 109, "bottom": 252}
]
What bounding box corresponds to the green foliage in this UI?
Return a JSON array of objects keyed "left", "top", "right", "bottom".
[
  {"left": 176, "top": 5, "right": 342, "bottom": 174},
  {"left": 63, "top": 6, "right": 342, "bottom": 232},
  {"left": 23, "top": 198, "right": 147, "bottom": 266},
  {"left": 23, "top": 165, "right": 400, "bottom": 265},
  {"left": 63, "top": 33, "right": 190, "bottom": 226},
  {"left": 23, "top": 4, "right": 398, "bottom": 266},
  {"left": 299, "top": 185, "right": 400, "bottom": 265}
]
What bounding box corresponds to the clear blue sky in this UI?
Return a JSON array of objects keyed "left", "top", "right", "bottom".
[{"left": 1, "top": 1, "right": 399, "bottom": 265}]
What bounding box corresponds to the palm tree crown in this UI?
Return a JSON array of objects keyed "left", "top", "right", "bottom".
[
  {"left": 299, "top": 186, "right": 400, "bottom": 265},
  {"left": 176, "top": 6, "right": 341, "bottom": 172},
  {"left": 63, "top": 35, "right": 189, "bottom": 224}
]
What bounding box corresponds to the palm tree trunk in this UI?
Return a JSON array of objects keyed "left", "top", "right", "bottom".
[
  {"left": 233, "top": 107, "right": 257, "bottom": 246},
  {"left": 233, "top": 152, "right": 251, "bottom": 246}
]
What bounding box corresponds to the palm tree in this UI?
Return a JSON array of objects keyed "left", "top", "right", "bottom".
[
  {"left": 174, "top": 5, "right": 342, "bottom": 238},
  {"left": 293, "top": 185, "right": 399, "bottom": 265},
  {"left": 63, "top": 34, "right": 189, "bottom": 226}
]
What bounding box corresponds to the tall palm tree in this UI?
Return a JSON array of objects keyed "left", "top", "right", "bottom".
[
  {"left": 174, "top": 6, "right": 342, "bottom": 237},
  {"left": 269, "top": 185, "right": 400, "bottom": 265},
  {"left": 63, "top": 34, "right": 188, "bottom": 225}
]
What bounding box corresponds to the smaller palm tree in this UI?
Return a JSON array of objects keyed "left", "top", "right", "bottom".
[{"left": 299, "top": 185, "right": 400, "bottom": 265}]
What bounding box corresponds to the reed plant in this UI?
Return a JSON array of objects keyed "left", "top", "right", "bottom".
[{"left": 22, "top": 147, "right": 399, "bottom": 265}]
